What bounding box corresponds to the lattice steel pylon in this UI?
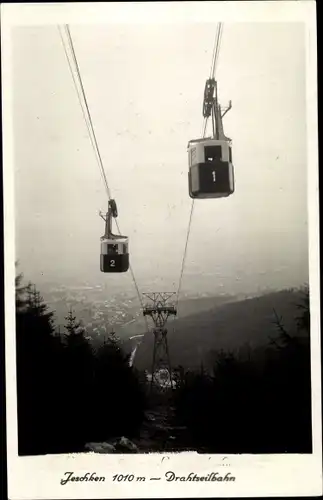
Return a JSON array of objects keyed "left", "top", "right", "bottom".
[{"left": 142, "top": 293, "right": 177, "bottom": 392}]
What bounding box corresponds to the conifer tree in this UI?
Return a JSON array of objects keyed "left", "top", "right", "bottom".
[
  {"left": 63, "top": 307, "right": 93, "bottom": 358},
  {"left": 296, "top": 286, "right": 310, "bottom": 333},
  {"left": 64, "top": 307, "right": 82, "bottom": 335},
  {"left": 15, "top": 270, "right": 64, "bottom": 455},
  {"left": 15, "top": 268, "right": 28, "bottom": 313},
  {"left": 15, "top": 268, "right": 146, "bottom": 454},
  {"left": 62, "top": 307, "right": 94, "bottom": 448},
  {"left": 91, "top": 333, "right": 146, "bottom": 441}
]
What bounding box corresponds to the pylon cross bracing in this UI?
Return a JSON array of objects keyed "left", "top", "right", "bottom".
[{"left": 142, "top": 293, "right": 177, "bottom": 391}]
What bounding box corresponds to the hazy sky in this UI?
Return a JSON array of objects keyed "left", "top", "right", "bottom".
[{"left": 12, "top": 22, "right": 308, "bottom": 296}]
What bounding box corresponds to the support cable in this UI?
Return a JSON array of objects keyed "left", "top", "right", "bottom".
[
  {"left": 58, "top": 24, "right": 148, "bottom": 330},
  {"left": 176, "top": 23, "right": 223, "bottom": 312}
]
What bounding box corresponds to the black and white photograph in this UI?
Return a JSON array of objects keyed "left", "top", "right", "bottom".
[{"left": 2, "top": 1, "right": 321, "bottom": 499}]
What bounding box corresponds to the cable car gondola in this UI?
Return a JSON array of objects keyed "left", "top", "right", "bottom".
[
  {"left": 100, "top": 200, "right": 129, "bottom": 273},
  {"left": 188, "top": 77, "right": 234, "bottom": 199},
  {"left": 188, "top": 136, "right": 234, "bottom": 199}
]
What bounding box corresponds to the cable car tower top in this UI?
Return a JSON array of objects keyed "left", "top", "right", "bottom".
[{"left": 143, "top": 292, "right": 177, "bottom": 327}]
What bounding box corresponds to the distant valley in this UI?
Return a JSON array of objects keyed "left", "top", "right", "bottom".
[
  {"left": 40, "top": 282, "right": 239, "bottom": 344},
  {"left": 130, "top": 288, "right": 308, "bottom": 370},
  {"left": 38, "top": 282, "right": 308, "bottom": 371}
]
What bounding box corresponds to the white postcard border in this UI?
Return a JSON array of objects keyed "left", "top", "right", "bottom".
[{"left": 2, "top": 2, "right": 321, "bottom": 498}]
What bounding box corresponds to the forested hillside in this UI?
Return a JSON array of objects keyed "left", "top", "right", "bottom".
[
  {"left": 14, "top": 266, "right": 311, "bottom": 455},
  {"left": 133, "top": 288, "right": 308, "bottom": 370}
]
